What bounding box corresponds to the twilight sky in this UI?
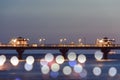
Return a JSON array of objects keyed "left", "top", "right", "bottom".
[{"left": 0, "top": 0, "right": 120, "bottom": 44}]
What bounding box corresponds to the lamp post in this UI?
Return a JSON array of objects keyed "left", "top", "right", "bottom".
[
  {"left": 39, "top": 38, "right": 45, "bottom": 46},
  {"left": 59, "top": 38, "right": 67, "bottom": 46},
  {"left": 60, "top": 39, "right": 63, "bottom": 45},
  {"left": 78, "top": 38, "right": 82, "bottom": 44}
]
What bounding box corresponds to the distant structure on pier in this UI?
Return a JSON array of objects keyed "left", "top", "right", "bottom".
[
  {"left": 9, "top": 37, "right": 29, "bottom": 47},
  {"left": 96, "top": 37, "right": 115, "bottom": 47}
]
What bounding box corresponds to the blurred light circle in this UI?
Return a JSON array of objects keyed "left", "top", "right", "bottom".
[
  {"left": 10, "top": 56, "right": 19, "bottom": 66},
  {"left": 50, "top": 71, "right": 59, "bottom": 78},
  {"left": 45, "top": 53, "right": 54, "bottom": 62},
  {"left": 41, "top": 65, "right": 50, "bottom": 74},
  {"left": 68, "top": 52, "right": 77, "bottom": 61},
  {"left": 68, "top": 61, "right": 77, "bottom": 67},
  {"left": 0, "top": 55, "right": 6, "bottom": 66},
  {"left": 26, "top": 56, "right": 35, "bottom": 65},
  {"left": 93, "top": 67, "right": 102, "bottom": 76},
  {"left": 63, "top": 66, "right": 72, "bottom": 75},
  {"left": 74, "top": 64, "right": 83, "bottom": 73},
  {"left": 108, "top": 67, "right": 117, "bottom": 77},
  {"left": 55, "top": 55, "right": 64, "bottom": 64},
  {"left": 77, "top": 54, "right": 86, "bottom": 63},
  {"left": 15, "top": 77, "right": 21, "bottom": 80},
  {"left": 24, "top": 63, "right": 33, "bottom": 71},
  {"left": 40, "top": 59, "right": 48, "bottom": 66},
  {"left": 80, "top": 69, "right": 87, "bottom": 78},
  {"left": 94, "top": 51, "right": 103, "bottom": 60},
  {"left": 51, "top": 63, "right": 60, "bottom": 72}
]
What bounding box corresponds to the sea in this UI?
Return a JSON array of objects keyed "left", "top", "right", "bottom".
[{"left": 0, "top": 49, "right": 120, "bottom": 80}]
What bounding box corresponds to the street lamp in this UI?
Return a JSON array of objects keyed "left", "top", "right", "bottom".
[
  {"left": 78, "top": 38, "right": 82, "bottom": 44},
  {"left": 60, "top": 39, "right": 63, "bottom": 44},
  {"left": 39, "top": 38, "right": 46, "bottom": 46},
  {"left": 59, "top": 38, "right": 67, "bottom": 46}
]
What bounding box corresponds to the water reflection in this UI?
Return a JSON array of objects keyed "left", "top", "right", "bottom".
[{"left": 0, "top": 54, "right": 119, "bottom": 80}]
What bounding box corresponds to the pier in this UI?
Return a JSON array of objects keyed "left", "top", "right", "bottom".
[
  {"left": 0, "top": 44, "right": 120, "bottom": 59},
  {"left": 0, "top": 37, "right": 118, "bottom": 59}
]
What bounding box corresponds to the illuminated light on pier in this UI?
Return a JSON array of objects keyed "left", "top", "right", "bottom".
[
  {"left": 40, "top": 59, "right": 48, "bottom": 66},
  {"left": 73, "top": 64, "right": 83, "bottom": 73},
  {"left": 80, "top": 69, "right": 87, "bottom": 78},
  {"left": 41, "top": 65, "right": 50, "bottom": 75},
  {"left": 51, "top": 63, "right": 60, "bottom": 72},
  {"left": 93, "top": 67, "right": 102, "bottom": 76},
  {"left": 26, "top": 56, "right": 35, "bottom": 65},
  {"left": 67, "top": 52, "right": 77, "bottom": 61},
  {"left": 24, "top": 63, "right": 33, "bottom": 71},
  {"left": 94, "top": 51, "right": 103, "bottom": 60},
  {"left": 63, "top": 66, "right": 72, "bottom": 75},
  {"left": 0, "top": 55, "right": 6, "bottom": 66},
  {"left": 108, "top": 67, "right": 117, "bottom": 77},
  {"left": 10, "top": 56, "right": 19, "bottom": 66},
  {"left": 77, "top": 54, "right": 86, "bottom": 63},
  {"left": 9, "top": 37, "right": 29, "bottom": 47},
  {"left": 55, "top": 55, "right": 65, "bottom": 64},
  {"left": 45, "top": 53, "right": 54, "bottom": 62}
]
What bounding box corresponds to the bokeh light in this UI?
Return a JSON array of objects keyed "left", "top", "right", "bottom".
[
  {"left": 24, "top": 63, "right": 33, "bottom": 71},
  {"left": 68, "top": 61, "right": 77, "bottom": 67},
  {"left": 77, "top": 54, "right": 86, "bottom": 63},
  {"left": 80, "top": 69, "right": 87, "bottom": 78},
  {"left": 10, "top": 56, "right": 19, "bottom": 66},
  {"left": 55, "top": 55, "right": 64, "bottom": 64},
  {"left": 41, "top": 65, "right": 50, "bottom": 75},
  {"left": 63, "top": 66, "right": 72, "bottom": 75},
  {"left": 51, "top": 63, "right": 60, "bottom": 72},
  {"left": 93, "top": 67, "right": 102, "bottom": 76},
  {"left": 108, "top": 67, "right": 117, "bottom": 77},
  {"left": 68, "top": 52, "right": 77, "bottom": 61},
  {"left": 0, "top": 55, "right": 6, "bottom": 66},
  {"left": 94, "top": 51, "right": 103, "bottom": 60},
  {"left": 45, "top": 53, "right": 54, "bottom": 62},
  {"left": 74, "top": 64, "right": 83, "bottom": 73},
  {"left": 15, "top": 77, "right": 21, "bottom": 80},
  {"left": 50, "top": 71, "right": 59, "bottom": 78},
  {"left": 40, "top": 59, "right": 48, "bottom": 66},
  {"left": 26, "top": 56, "right": 35, "bottom": 65}
]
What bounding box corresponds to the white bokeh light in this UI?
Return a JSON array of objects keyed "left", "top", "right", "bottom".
[
  {"left": 24, "top": 63, "right": 33, "bottom": 71},
  {"left": 51, "top": 63, "right": 60, "bottom": 72},
  {"left": 26, "top": 56, "right": 35, "bottom": 65},
  {"left": 108, "top": 67, "right": 117, "bottom": 77},
  {"left": 55, "top": 55, "right": 64, "bottom": 64},
  {"left": 45, "top": 53, "right": 54, "bottom": 62},
  {"left": 0, "top": 55, "right": 6, "bottom": 66},
  {"left": 10, "top": 56, "right": 19, "bottom": 66},
  {"left": 74, "top": 64, "right": 83, "bottom": 73},
  {"left": 41, "top": 65, "right": 50, "bottom": 74},
  {"left": 63, "top": 66, "right": 72, "bottom": 75},
  {"left": 67, "top": 52, "right": 77, "bottom": 61},
  {"left": 77, "top": 54, "right": 86, "bottom": 63},
  {"left": 40, "top": 59, "right": 48, "bottom": 66},
  {"left": 93, "top": 67, "right": 102, "bottom": 76},
  {"left": 80, "top": 69, "right": 87, "bottom": 78},
  {"left": 94, "top": 51, "right": 103, "bottom": 60}
]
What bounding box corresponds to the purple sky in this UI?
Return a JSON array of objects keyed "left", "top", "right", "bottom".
[{"left": 0, "top": 0, "right": 120, "bottom": 44}]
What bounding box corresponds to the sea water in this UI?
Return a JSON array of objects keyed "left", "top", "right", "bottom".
[{"left": 0, "top": 50, "right": 120, "bottom": 80}]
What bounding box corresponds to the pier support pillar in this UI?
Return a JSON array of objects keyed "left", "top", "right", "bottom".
[
  {"left": 59, "top": 48, "right": 69, "bottom": 59},
  {"left": 16, "top": 49, "right": 25, "bottom": 60},
  {"left": 101, "top": 48, "right": 111, "bottom": 59}
]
